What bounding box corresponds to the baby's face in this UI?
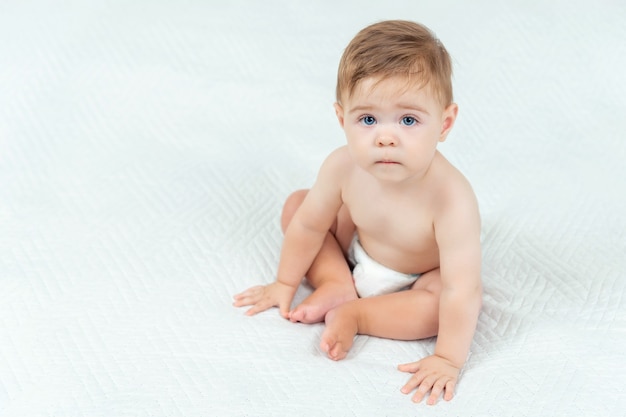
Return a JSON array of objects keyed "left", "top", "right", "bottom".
[{"left": 335, "top": 76, "right": 455, "bottom": 183}]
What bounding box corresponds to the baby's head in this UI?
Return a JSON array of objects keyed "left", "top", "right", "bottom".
[{"left": 336, "top": 20, "right": 453, "bottom": 108}]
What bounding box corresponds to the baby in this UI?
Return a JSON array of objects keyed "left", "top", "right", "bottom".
[{"left": 234, "top": 20, "right": 482, "bottom": 405}]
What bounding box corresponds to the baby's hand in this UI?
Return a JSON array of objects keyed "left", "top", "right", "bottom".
[
  {"left": 398, "top": 354, "right": 461, "bottom": 405},
  {"left": 233, "top": 281, "right": 296, "bottom": 319}
]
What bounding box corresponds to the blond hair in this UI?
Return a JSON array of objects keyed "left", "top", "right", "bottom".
[{"left": 336, "top": 20, "right": 453, "bottom": 107}]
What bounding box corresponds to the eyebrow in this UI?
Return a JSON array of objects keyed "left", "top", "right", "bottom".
[{"left": 349, "top": 103, "right": 431, "bottom": 116}]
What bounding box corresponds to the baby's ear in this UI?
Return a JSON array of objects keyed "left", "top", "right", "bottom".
[
  {"left": 334, "top": 102, "right": 345, "bottom": 127},
  {"left": 439, "top": 103, "right": 458, "bottom": 142}
]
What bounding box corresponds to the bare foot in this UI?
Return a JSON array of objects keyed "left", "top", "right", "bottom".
[
  {"left": 320, "top": 304, "right": 359, "bottom": 360},
  {"left": 288, "top": 281, "right": 357, "bottom": 324}
]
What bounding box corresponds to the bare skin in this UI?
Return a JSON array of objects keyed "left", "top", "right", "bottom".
[
  {"left": 233, "top": 190, "right": 358, "bottom": 324},
  {"left": 320, "top": 268, "right": 442, "bottom": 361},
  {"left": 280, "top": 190, "right": 358, "bottom": 323},
  {"left": 233, "top": 76, "right": 482, "bottom": 405}
]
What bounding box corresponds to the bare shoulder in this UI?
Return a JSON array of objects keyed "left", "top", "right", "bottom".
[
  {"left": 432, "top": 153, "right": 477, "bottom": 204},
  {"left": 319, "top": 145, "right": 353, "bottom": 174},
  {"left": 430, "top": 152, "right": 480, "bottom": 231},
  {"left": 296, "top": 146, "right": 354, "bottom": 231},
  {"left": 306, "top": 146, "right": 354, "bottom": 207},
  {"left": 314, "top": 146, "right": 354, "bottom": 190}
]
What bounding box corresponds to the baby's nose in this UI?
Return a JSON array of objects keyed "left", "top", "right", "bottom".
[{"left": 376, "top": 135, "right": 397, "bottom": 146}]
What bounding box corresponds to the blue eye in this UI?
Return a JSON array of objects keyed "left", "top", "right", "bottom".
[
  {"left": 401, "top": 116, "right": 417, "bottom": 126},
  {"left": 360, "top": 115, "right": 376, "bottom": 126}
]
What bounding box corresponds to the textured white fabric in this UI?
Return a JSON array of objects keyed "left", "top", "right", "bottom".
[{"left": 1, "top": 1, "right": 625, "bottom": 416}]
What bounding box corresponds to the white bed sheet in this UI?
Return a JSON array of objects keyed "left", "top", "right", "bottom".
[{"left": 1, "top": 1, "right": 625, "bottom": 416}]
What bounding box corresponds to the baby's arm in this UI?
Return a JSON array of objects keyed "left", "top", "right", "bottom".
[
  {"left": 400, "top": 181, "right": 482, "bottom": 404},
  {"left": 233, "top": 148, "right": 347, "bottom": 317}
]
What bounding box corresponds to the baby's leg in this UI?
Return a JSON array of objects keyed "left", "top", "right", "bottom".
[
  {"left": 281, "top": 190, "right": 357, "bottom": 324},
  {"left": 321, "top": 268, "right": 441, "bottom": 360}
]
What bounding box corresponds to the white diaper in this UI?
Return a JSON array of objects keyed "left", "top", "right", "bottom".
[{"left": 348, "top": 235, "right": 420, "bottom": 298}]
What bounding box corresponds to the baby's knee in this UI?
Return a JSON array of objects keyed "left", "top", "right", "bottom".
[{"left": 280, "top": 189, "right": 309, "bottom": 232}]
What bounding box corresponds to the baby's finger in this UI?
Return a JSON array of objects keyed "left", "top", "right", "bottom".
[
  {"left": 443, "top": 380, "right": 456, "bottom": 401},
  {"left": 397, "top": 361, "right": 421, "bottom": 374},
  {"left": 234, "top": 286, "right": 263, "bottom": 299},
  {"left": 232, "top": 294, "right": 257, "bottom": 307},
  {"left": 400, "top": 369, "right": 424, "bottom": 395},
  {"left": 426, "top": 378, "right": 448, "bottom": 405},
  {"left": 245, "top": 299, "right": 276, "bottom": 316},
  {"left": 411, "top": 376, "right": 436, "bottom": 403},
  {"left": 244, "top": 305, "right": 263, "bottom": 316},
  {"left": 233, "top": 287, "right": 263, "bottom": 305}
]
